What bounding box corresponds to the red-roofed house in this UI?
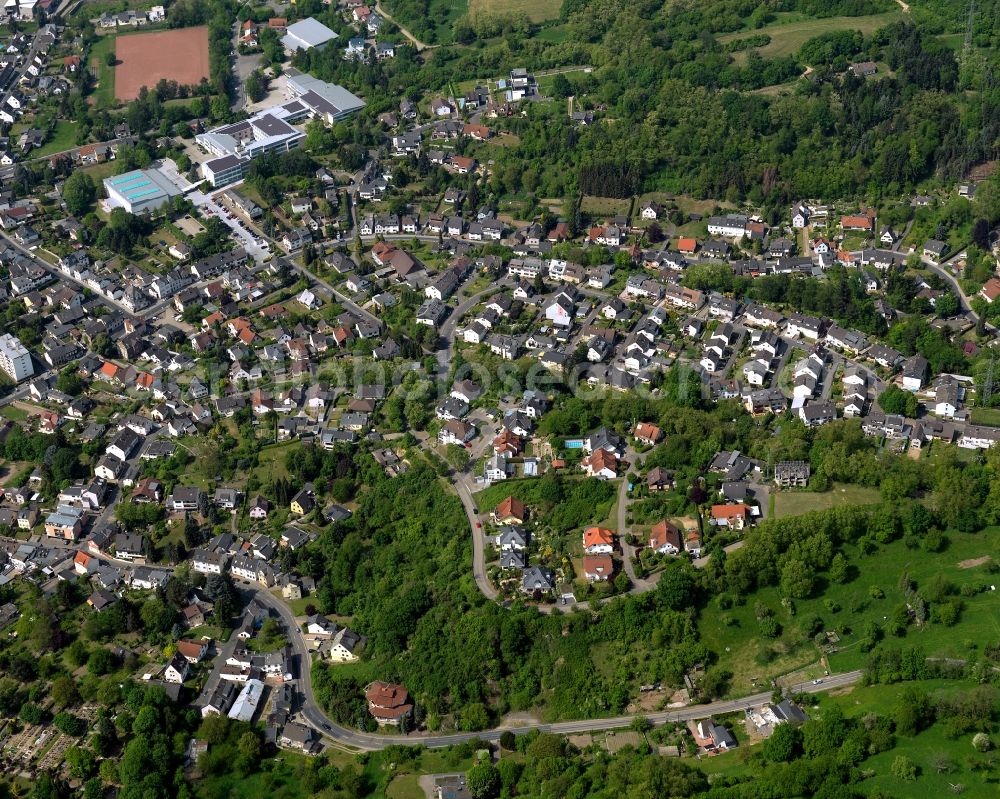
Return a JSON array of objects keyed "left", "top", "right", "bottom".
[
  {"left": 203, "top": 310, "right": 225, "bottom": 329},
  {"left": 841, "top": 213, "right": 874, "bottom": 232},
  {"left": 648, "top": 519, "right": 682, "bottom": 554},
  {"left": 583, "top": 554, "right": 614, "bottom": 582},
  {"left": 582, "top": 449, "right": 618, "bottom": 480},
  {"left": 677, "top": 237, "right": 697, "bottom": 254},
  {"left": 493, "top": 428, "right": 523, "bottom": 457},
  {"left": 372, "top": 241, "right": 397, "bottom": 265},
  {"left": 980, "top": 278, "right": 1000, "bottom": 303},
  {"left": 74, "top": 550, "right": 93, "bottom": 575},
  {"left": 633, "top": 422, "right": 663, "bottom": 446},
  {"left": 365, "top": 681, "right": 413, "bottom": 725},
  {"left": 39, "top": 410, "right": 60, "bottom": 435},
  {"left": 583, "top": 526, "right": 615, "bottom": 554},
  {"left": 462, "top": 123, "right": 491, "bottom": 141},
  {"left": 548, "top": 222, "right": 570, "bottom": 242},
  {"left": 241, "top": 20, "right": 259, "bottom": 45},
  {"left": 176, "top": 639, "right": 209, "bottom": 663},
  {"left": 493, "top": 496, "right": 526, "bottom": 525},
  {"left": 63, "top": 55, "right": 81, "bottom": 72},
  {"left": 97, "top": 361, "right": 121, "bottom": 383},
  {"left": 450, "top": 155, "right": 476, "bottom": 174},
  {"left": 711, "top": 503, "right": 750, "bottom": 530}
]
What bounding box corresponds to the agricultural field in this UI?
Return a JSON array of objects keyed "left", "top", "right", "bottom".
[{"left": 720, "top": 11, "right": 903, "bottom": 60}]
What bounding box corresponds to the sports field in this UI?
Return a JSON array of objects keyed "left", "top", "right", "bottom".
[{"left": 114, "top": 26, "right": 210, "bottom": 101}]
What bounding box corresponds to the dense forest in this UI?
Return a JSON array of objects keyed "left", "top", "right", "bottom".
[{"left": 308, "top": 0, "right": 1000, "bottom": 214}]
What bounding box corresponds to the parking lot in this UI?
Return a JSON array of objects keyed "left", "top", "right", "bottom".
[{"left": 188, "top": 189, "right": 272, "bottom": 263}]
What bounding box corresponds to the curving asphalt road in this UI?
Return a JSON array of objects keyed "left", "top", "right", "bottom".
[{"left": 242, "top": 589, "right": 866, "bottom": 753}]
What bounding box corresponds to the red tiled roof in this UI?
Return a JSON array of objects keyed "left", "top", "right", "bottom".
[
  {"left": 649, "top": 519, "right": 681, "bottom": 550},
  {"left": 583, "top": 527, "right": 615, "bottom": 549},
  {"left": 495, "top": 495, "right": 526, "bottom": 522},
  {"left": 711, "top": 503, "right": 749, "bottom": 521},
  {"left": 365, "top": 681, "right": 412, "bottom": 717},
  {"left": 583, "top": 554, "right": 613, "bottom": 575}
]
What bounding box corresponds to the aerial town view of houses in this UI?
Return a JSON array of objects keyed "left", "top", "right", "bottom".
[{"left": 0, "top": 0, "right": 998, "bottom": 796}]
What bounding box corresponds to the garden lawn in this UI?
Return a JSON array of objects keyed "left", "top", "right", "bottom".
[
  {"left": 34, "top": 121, "right": 79, "bottom": 157},
  {"left": 473, "top": 476, "right": 617, "bottom": 532},
  {"left": 195, "top": 752, "right": 318, "bottom": 799},
  {"left": 580, "top": 196, "right": 633, "bottom": 217},
  {"left": 772, "top": 483, "right": 882, "bottom": 518},
  {"left": 82, "top": 160, "right": 119, "bottom": 182},
  {"left": 969, "top": 407, "right": 1000, "bottom": 426},
  {"left": 252, "top": 440, "right": 298, "bottom": 483},
  {"left": 386, "top": 774, "right": 424, "bottom": 799}
]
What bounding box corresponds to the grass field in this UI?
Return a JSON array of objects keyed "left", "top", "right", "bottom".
[
  {"left": 89, "top": 35, "right": 116, "bottom": 108},
  {"left": 470, "top": 0, "right": 560, "bottom": 22},
  {"left": 252, "top": 440, "right": 297, "bottom": 484},
  {"left": 772, "top": 483, "right": 882, "bottom": 518},
  {"left": 33, "top": 121, "right": 80, "bottom": 157},
  {"left": 969, "top": 406, "right": 1000, "bottom": 426},
  {"left": 0, "top": 406, "right": 27, "bottom": 421},
  {"left": 534, "top": 23, "right": 572, "bottom": 42},
  {"left": 822, "top": 680, "right": 999, "bottom": 798},
  {"left": 580, "top": 196, "right": 633, "bottom": 217},
  {"left": 720, "top": 11, "right": 903, "bottom": 60},
  {"left": 386, "top": 774, "right": 424, "bottom": 799},
  {"left": 701, "top": 526, "right": 1000, "bottom": 700}
]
